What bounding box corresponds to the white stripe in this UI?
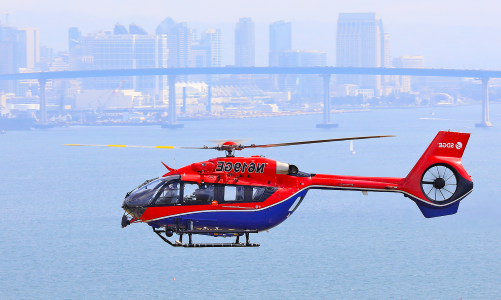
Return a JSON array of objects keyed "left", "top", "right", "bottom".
[{"left": 144, "top": 185, "right": 472, "bottom": 223}]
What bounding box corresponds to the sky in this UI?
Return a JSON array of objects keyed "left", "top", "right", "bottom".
[{"left": 2, "top": 0, "right": 501, "bottom": 69}]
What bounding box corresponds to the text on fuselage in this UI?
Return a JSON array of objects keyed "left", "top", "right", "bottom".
[{"left": 215, "top": 161, "right": 265, "bottom": 173}]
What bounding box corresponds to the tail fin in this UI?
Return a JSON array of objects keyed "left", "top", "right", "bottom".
[{"left": 400, "top": 131, "right": 473, "bottom": 218}]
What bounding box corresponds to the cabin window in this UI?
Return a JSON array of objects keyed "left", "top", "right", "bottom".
[
  {"left": 252, "top": 187, "right": 266, "bottom": 201},
  {"left": 182, "top": 182, "right": 214, "bottom": 204},
  {"left": 216, "top": 185, "right": 278, "bottom": 203},
  {"left": 253, "top": 186, "right": 278, "bottom": 202},
  {"left": 224, "top": 186, "right": 237, "bottom": 201}
]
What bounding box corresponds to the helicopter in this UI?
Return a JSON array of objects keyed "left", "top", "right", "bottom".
[{"left": 67, "top": 130, "right": 473, "bottom": 248}]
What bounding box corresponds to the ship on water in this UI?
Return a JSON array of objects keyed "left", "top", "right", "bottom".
[{"left": 0, "top": 116, "right": 35, "bottom": 130}]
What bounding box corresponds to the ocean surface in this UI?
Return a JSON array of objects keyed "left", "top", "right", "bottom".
[{"left": 1, "top": 105, "right": 500, "bottom": 299}]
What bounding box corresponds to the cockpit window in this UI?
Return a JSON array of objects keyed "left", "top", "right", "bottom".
[
  {"left": 153, "top": 181, "right": 180, "bottom": 205},
  {"left": 123, "top": 175, "right": 181, "bottom": 208},
  {"left": 124, "top": 178, "right": 165, "bottom": 207}
]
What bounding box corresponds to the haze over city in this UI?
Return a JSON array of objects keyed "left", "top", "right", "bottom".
[
  {"left": 2, "top": 1, "right": 501, "bottom": 299},
  {"left": 3, "top": 0, "right": 501, "bottom": 68}
]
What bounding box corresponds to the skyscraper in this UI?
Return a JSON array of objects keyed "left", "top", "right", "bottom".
[
  {"left": 393, "top": 55, "right": 424, "bottom": 92},
  {"left": 168, "top": 22, "right": 194, "bottom": 82},
  {"left": 80, "top": 27, "right": 168, "bottom": 93},
  {"left": 0, "top": 25, "right": 18, "bottom": 93},
  {"left": 191, "top": 29, "right": 222, "bottom": 83},
  {"left": 235, "top": 18, "right": 255, "bottom": 67},
  {"left": 113, "top": 23, "right": 128, "bottom": 35},
  {"left": 129, "top": 23, "right": 148, "bottom": 35},
  {"left": 15, "top": 27, "right": 39, "bottom": 69},
  {"left": 336, "top": 13, "right": 383, "bottom": 92},
  {"left": 278, "top": 50, "right": 326, "bottom": 99},
  {"left": 168, "top": 22, "right": 193, "bottom": 69},
  {"left": 269, "top": 21, "right": 291, "bottom": 67},
  {"left": 156, "top": 17, "right": 177, "bottom": 35}
]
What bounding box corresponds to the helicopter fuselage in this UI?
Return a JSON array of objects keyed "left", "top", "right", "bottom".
[{"left": 122, "top": 130, "right": 473, "bottom": 237}]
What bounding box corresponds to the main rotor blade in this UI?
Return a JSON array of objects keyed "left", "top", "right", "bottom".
[
  {"left": 64, "top": 144, "right": 214, "bottom": 149},
  {"left": 244, "top": 135, "right": 395, "bottom": 149}
]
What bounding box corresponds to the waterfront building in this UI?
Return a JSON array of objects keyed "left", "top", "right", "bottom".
[
  {"left": 156, "top": 17, "right": 177, "bottom": 35},
  {"left": 336, "top": 13, "right": 385, "bottom": 95},
  {"left": 129, "top": 23, "right": 147, "bottom": 35},
  {"left": 0, "top": 25, "right": 40, "bottom": 93},
  {"left": 113, "top": 23, "right": 128, "bottom": 35},
  {"left": 191, "top": 29, "right": 222, "bottom": 84},
  {"left": 15, "top": 27, "right": 39, "bottom": 69},
  {"left": 393, "top": 55, "right": 425, "bottom": 92},
  {"left": 278, "top": 50, "right": 326, "bottom": 100},
  {"left": 269, "top": 21, "right": 291, "bottom": 67},
  {"left": 80, "top": 27, "right": 168, "bottom": 96},
  {"left": 269, "top": 21, "right": 292, "bottom": 91},
  {"left": 235, "top": 18, "right": 255, "bottom": 67},
  {"left": 0, "top": 25, "right": 17, "bottom": 93},
  {"left": 168, "top": 22, "right": 195, "bottom": 82}
]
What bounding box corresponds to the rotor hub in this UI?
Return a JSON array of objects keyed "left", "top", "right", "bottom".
[{"left": 433, "top": 178, "right": 446, "bottom": 189}]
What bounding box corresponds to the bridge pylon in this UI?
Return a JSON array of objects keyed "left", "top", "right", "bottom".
[
  {"left": 475, "top": 77, "right": 493, "bottom": 127},
  {"left": 317, "top": 74, "right": 338, "bottom": 128},
  {"left": 162, "top": 74, "right": 184, "bottom": 129},
  {"left": 39, "top": 78, "right": 47, "bottom": 124}
]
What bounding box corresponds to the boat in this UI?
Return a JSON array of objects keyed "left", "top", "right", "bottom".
[{"left": 0, "top": 116, "right": 35, "bottom": 130}]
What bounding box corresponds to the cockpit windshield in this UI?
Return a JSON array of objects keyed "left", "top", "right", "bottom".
[
  {"left": 123, "top": 174, "right": 279, "bottom": 208},
  {"left": 123, "top": 175, "right": 180, "bottom": 207}
]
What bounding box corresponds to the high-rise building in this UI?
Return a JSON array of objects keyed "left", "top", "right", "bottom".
[
  {"left": 168, "top": 22, "right": 194, "bottom": 82},
  {"left": 278, "top": 50, "right": 326, "bottom": 99},
  {"left": 336, "top": 13, "right": 383, "bottom": 92},
  {"left": 190, "top": 29, "right": 222, "bottom": 83},
  {"left": 129, "top": 23, "right": 148, "bottom": 35},
  {"left": 269, "top": 21, "right": 291, "bottom": 67},
  {"left": 379, "top": 19, "right": 391, "bottom": 85},
  {"left": 201, "top": 29, "right": 221, "bottom": 69},
  {"left": 156, "top": 17, "right": 177, "bottom": 35},
  {"left": 393, "top": 55, "right": 424, "bottom": 92},
  {"left": 0, "top": 25, "right": 17, "bottom": 93},
  {"left": 0, "top": 25, "right": 39, "bottom": 93},
  {"left": 235, "top": 18, "right": 255, "bottom": 67},
  {"left": 80, "top": 28, "right": 168, "bottom": 94},
  {"left": 15, "top": 27, "right": 39, "bottom": 69},
  {"left": 113, "top": 23, "right": 128, "bottom": 35}
]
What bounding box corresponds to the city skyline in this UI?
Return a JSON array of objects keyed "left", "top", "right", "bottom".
[{"left": 2, "top": 0, "right": 501, "bottom": 69}]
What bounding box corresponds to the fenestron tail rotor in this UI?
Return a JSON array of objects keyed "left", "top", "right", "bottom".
[{"left": 65, "top": 135, "right": 395, "bottom": 157}]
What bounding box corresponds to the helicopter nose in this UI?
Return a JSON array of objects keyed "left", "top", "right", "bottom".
[{"left": 122, "top": 197, "right": 147, "bottom": 220}]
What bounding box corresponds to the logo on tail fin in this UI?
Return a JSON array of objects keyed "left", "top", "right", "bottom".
[{"left": 438, "top": 142, "right": 463, "bottom": 149}]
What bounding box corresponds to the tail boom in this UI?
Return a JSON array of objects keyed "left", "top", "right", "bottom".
[{"left": 308, "top": 131, "right": 473, "bottom": 218}]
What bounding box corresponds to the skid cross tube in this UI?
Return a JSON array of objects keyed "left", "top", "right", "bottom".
[{"left": 153, "top": 228, "right": 260, "bottom": 248}]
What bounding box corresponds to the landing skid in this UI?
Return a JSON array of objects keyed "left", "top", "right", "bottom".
[{"left": 153, "top": 228, "right": 260, "bottom": 248}]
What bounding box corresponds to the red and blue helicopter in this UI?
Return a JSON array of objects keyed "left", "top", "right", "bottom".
[{"left": 67, "top": 130, "right": 473, "bottom": 247}]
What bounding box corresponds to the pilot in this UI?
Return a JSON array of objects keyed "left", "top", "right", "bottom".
[
  {"left": 193, "top": 184, "right": 214, "bottom": 202},
  {"left": 158, "top": 183, "right": 179, "bottom": 204}
]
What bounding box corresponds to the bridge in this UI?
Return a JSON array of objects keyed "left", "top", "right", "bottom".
[{"left": 1, "top": 66, "right": 499, "bottom": 127}]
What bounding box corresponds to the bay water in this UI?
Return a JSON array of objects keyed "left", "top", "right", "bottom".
[{"left": 1, "top": 105, "right": 500, "bottom": 299}]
